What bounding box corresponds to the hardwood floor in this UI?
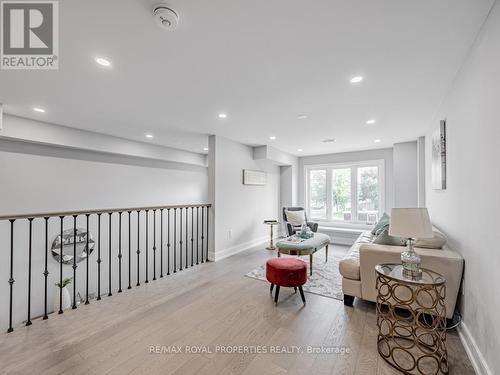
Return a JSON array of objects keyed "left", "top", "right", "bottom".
[{"left": 0, "top": 245, "right": 474, "bottom": 375}]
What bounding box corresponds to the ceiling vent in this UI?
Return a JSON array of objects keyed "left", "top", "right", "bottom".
[
  {"left": 322, "top": 138, "right": 337, "bottom": 143},
  {"left": 153, "top": 4, "right": 179, "bottom": 31}
]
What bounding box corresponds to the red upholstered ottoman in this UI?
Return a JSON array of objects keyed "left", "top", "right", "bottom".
[{"left": 266, "top": 258, "right": 307, "bottom": 305}]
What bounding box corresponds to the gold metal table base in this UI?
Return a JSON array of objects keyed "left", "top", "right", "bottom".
[{"left": 376, "top": 266, "right": 448, "bottom": 375}]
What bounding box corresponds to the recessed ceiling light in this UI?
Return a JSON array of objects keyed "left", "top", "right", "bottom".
[
  {"left": 218, "top": 113, "right": 227, "bottom": 119},
  {"left": 366, "top": 119, "right": 376, "bottom": 125},
  {"left": 203, "top": 147, "right": 209, "bottom": 151},
  {"left": 297, "top": 114, "right": 308, "bottom": 120},
  {"left": 374, "top": 139, "right": 381, "bottom": 143},
  {"left": 322, "top": 138, "right": 336, "bottom": 143},
  {"left": 350, "top": 76, "right": 364, "bottom": 84},
  {"left": 95, "top": 57, "right": 112, "bottom": 67},
  {"left": 33, "top": 107, "right": 46, "bottom": 113},
  {"left": 145, "top": 134, "right": 154, "bottom": 139},
  {"left": 297, "top": 148, "right": 303, "bottom": 152},
  {"left": 269, "top": 136, "right": 276, "bottom": 140}
]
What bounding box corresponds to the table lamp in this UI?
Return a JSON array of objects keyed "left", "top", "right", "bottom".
[{"left": 389, "top": 208, "right": 433, "bottom": 277}]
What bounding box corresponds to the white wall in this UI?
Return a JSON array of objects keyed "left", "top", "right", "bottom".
[
  {"left": 208, "top": 136, "right": 280, "bottom": 260},
  {"left": 425, "top": 2, "right": 500, "bottom": 373},
  {"left": 0, "top": 150, "right": 207, "bottom": 213},
  {"left": 0, "top": 134, "right": 208, "bottom": 331},
  {"left": 254, "top": 145, "right": 298, "bottom": 216},
  {"left": 298, "top": 148, "right": 395, "bottom": 214},
  {"left": 393, "top": 141, "right": 418, "bottom": 207},
  {"left": 417, "top": 136, "right": 426, "bottom": 207},
  {"left": 1, "top": 115, "right": 206, "bottom": 167},
  {"left": 280, "top": 165, "right": 297, "bottom": 207}
]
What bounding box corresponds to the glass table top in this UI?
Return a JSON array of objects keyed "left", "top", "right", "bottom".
[
  {"left": 263, "top": 221, "right": 280, "bottom": 225},
  {"left": 375, "top": 263, "right": 446, "bottom": 286}
]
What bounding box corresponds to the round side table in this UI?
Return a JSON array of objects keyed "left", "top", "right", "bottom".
[
  {"left": 375, "top": 264, "right": 448, "bottom": 375},
  {"left": 263, "top": 221, "right": 280, "bottom": 250}
]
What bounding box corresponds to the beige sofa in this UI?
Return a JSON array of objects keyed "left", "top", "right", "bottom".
[{"left": 339, "top": 230, "right": 464, "bottom": 319}]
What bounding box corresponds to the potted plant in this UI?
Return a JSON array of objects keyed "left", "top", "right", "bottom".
[{"left": 53, "top": 277, "right": 72, "bottom": 312}]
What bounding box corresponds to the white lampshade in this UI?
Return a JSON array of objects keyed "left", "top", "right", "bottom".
[{"left": 389, "top": 208, "right": 433, "bottom": 239}]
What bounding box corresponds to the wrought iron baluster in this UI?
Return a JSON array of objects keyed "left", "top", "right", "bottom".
[
  {"left": 153, "top": 209, "right": 156, "bottom": 281},
  {"left": 136, "top": 211, "right": 140, "bottom": 286},
  {"left": 44, "top": 217, "right": 50, "bottom": 316},
  {"left": 128, "top": 211, "right": 132, "bottom": 290},
  {"left": 26, "top": 218, "right": 34, "bottom": 325},
  {"left": 0, "top": 204, "right": 211, "bottom": 332},
  {"left": 118, "top": 212, "right": 122, "bottom": 293},
  {"left": 59, "top": 216, "right": 64, "bottom": 312},
  {"left": 206, "top": 206, "right": 210, "bottom": 262},
  {"left": 196, "top": 207, "right": 199, "bottom": 265},
  {"left": 179, "top": 208, "right": 183, "bottom": 271},
  {"left": 201, "top": 207, "right": 205, "bottom": 264},
  {"left": 173, "top": 208, "right": 177, "bottom": 273},
  {"left": 0, "top": 203, "right": 211, "bottom": 332},
  {"left": 191, "top": 207, "right": 194, "bottom": 267},
  {"left": 85, "top": 214, "right": 90, "bottom": 304},
  {"left": 72, "top": 215, "right": 78, "bottom": 308},
  {"left": 97, "top": 213, "right": 102, "bottom": 301},
  {"left": 145, "top": 210, "right": 149, "bottom": 283},
  {"left": 167, "top": 208, "right": 171, "bottom": 275},
  {"left": 108, "top": 213, "right": 113, "bottom": 296},
  {"left": 7, "top": 219, "right": 15, "bottom": 332},
  {"left": 185, "top": 208, "right": 189, "bottom": 269},
  {"left": 160, "top": 209, "right": 164, "bottom": 278}
]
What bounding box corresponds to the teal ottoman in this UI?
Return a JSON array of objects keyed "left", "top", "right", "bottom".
[{"left": 275, "top": 233, "right": 330, "bottom": 275}]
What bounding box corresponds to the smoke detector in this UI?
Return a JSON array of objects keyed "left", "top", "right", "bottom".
[{"left": 153, "top": 4, "right": 179, "bottom": 31}]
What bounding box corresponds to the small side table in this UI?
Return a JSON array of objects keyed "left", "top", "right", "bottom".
[
  {"left": 263, "top": 221, "right": 280, "bottom": 250},
  {"left": 375, "top": 264, "right": 448, "bottom": 375}
]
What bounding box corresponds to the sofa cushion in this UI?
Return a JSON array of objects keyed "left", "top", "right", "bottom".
[
  {"left": 371, "top": 212, "right": 390, "bottom": 235},
  {"left": 373, "top": 227, "right": 407, "bottom": 246},
  {"left": 339, "top": 244, "right": 361, "bottom": 280},
  {"left": 338, "top": 231, "right": 375, "bottom": 280},
  {"left": 415, "top": 230, "right": 447, "bottom": 249},
  {"left": 357, "top": 231, "right": 377, "bottom": 243}
]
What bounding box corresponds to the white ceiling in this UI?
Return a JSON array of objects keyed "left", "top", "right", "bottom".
[{"left": 0, "top": 0, "right": 494, "bottom": 156}]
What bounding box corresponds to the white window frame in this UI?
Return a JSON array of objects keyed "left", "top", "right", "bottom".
[{"left": 304, "top": 159, "right": 385, "bottom": 228}]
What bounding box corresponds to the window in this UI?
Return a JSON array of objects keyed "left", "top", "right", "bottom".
[
  {"left": 332, "top": 168, "right": 351, "bottom": 221},
  {"left": 357, "top": 166, "right": 379, "bottom": 223},
  {"left": 309, "top": 169, "right": 327, "bottom": 219},
  {"left": 306, "top": 160, "right": 384, "bottom": 224}
]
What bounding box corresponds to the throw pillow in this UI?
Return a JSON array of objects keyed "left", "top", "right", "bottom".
[
  {"left": 415, "top": 230, "right": 447, "bottom": 249},
  {"left": 371, "top": 212, "right": 390, "bottom": 235},
  {"left": 286, "top": 210, "right": 306, "bottom": 226},
  {"left": 373, "top": 227, "right": 407, "bottom": 246}
]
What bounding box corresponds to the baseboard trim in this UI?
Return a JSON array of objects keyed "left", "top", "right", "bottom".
[
  {"left": 208, "top": 235, "right": 271, "bottom": 262},
  {"left": 457, "top": 322, "right": 492, "bottom": 375}
]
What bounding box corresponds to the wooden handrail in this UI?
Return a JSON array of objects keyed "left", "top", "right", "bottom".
[{"left": 0, "top": 203, "right": 212, "bottom": 221}]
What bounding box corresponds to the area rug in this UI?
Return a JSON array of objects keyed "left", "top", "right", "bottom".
[{"left": 245, "top": 253, "right": 344, "bottom": 301}]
